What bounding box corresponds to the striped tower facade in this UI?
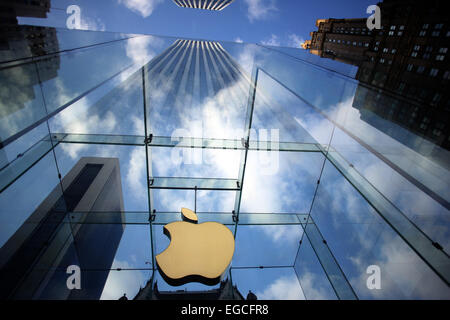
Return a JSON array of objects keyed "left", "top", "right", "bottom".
[
  {"left": 172, "top": 0, "right": 235, "bottom": 11},
  {"left": 145, "top": 39, "right": 250, "bottom": 135}
]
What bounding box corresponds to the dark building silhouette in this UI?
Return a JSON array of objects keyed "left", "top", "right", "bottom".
[
  {"left": 0, "top": 157, "right": 125, "bottom": 299},
  {"left": 134, "top": 279, "right": 248, "bottom": 300},
  {"left": 172, "top": 0, "right": 235, "bottom": 11},
  {"left": 0, "top": 0, "right": 51, "bottom": 26},
  {"left": 302, "top": 0, "right": 450, "bottom": 151}
]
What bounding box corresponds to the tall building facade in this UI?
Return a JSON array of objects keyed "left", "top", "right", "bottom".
[
  {"left": 0, "top": 157, "right": 125, "bottom": 299},
  {"left": 302, "top": 0, "right": 450, "bottom": 151},
  {"left": 172, "top": 0, "right": 235, "bottom": 10}
]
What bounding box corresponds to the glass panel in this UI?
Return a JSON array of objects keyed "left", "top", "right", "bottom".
[
  {"left": 101, "top": 269, "right": 152, "bottom": 300},
  {"left": 150, "top": 177, "right": 239, "bottom": 190},
  {"left": 294, "top": 234, "right": 338, "bottom": 300},
  {"left": 233, "top": 225, "right": 302, "bottom": 267},
  {"left": 231, "top": 268, "right": 305, "bottom": 300},
  {"left": 53, "top": 143, "right": 149, "bottom": 212},
  {"left": 240, "top": 150, "right": 324, "bottom": 214},
  {"left": 310, "top": 159, "right": 450, "bottom": 299},
  {"left": 0, "top": 61, "right": 47, "bottom": 145}
]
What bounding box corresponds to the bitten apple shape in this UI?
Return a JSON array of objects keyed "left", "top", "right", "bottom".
[{"left": 156, "top": 208, "right": 235, "bottom": 286}]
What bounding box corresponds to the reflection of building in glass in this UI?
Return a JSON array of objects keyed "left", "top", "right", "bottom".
[
  {"left": 0, "top": 157, "right": 125, "bottom": 299},
  {"left": 144, "top": 38, "right": 249, "bottom": 137},
  {"left": 134, "top": 279, "right": 250, "bottom": 300},
  {"left": 302, "top": 0, "right": 449, "bottom": 151},
  {"left": 0, "top": 0, "right": 59, "bottom": 119},
  {"left": 172, "top": 0, "right": 235, "bottom": 11}
]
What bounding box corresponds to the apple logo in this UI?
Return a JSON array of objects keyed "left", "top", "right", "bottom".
[{"left": 156, "top": 208, "right": 235, "bottom": 286}]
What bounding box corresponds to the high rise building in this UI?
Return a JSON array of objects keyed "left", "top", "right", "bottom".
[
  {"left": 146, "top": 39, "right": 248, "bottom": 113},
  {"left": 302, "top": 0, "right": 450, "bottom": 151},
  {"left": 172, "top": 0, "right": 235, "bottom": 11},
  {"left": 0, "top": 157, "right": 125, "bottom": 299}
]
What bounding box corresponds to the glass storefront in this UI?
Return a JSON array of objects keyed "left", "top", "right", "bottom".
[{"left": 0, "top": 25, "right": 449, "bottom": 300}]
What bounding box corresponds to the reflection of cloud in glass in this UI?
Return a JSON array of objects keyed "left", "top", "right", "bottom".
[{"left": 256, "top": 275, "right": 304, "bottom": 300}]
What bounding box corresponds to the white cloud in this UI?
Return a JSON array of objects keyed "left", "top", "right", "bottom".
[
  {"left": 287, "top": 34, "right": 305, "bottom": 48},
  {"left": 125, "top": 36, "right": 162, "bottom": 68},
  {"left": 80, "top": 16, "right": 106, "bottom": 31},
  {"left": 261, "top": 34, "right": 280, "bottom": 47},
  {"left": 118, "top": 0, "right": 163, "bottom": 18},
  {"left": 256, "top": 275, "right": 305, "bottom": 300},
  {"left": 234, "top": 37, "right": 244, "bottom": 43},
  {"left": 126, "top": 147, "right": 147, "bottom": 200},
  {"left": 100, "top": 259, "right": 146, "bottom": 300},
  {"left": 298, "top": 272, "right": 334, "bottom": 300},
  {"left": 244, "top": 0, "right": 277, "bottom": 22}
]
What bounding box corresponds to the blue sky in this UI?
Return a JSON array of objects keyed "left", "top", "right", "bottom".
[{"left": 19, "top": 0, "right": 375, "bottom": 46}]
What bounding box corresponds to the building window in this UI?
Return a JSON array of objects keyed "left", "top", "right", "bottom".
[
  {"left": 391, "top": 48, "right": 397, "bottom": 54},
  {"left": 443, "top": 71, "right": 450, "bottom": 79},
  {"left": 374, "top": 46, "right": 379, "bottom": 51},
  {"left": 364, "top": 42, "right": 369, "bottom": 47},
  {"left": 420, "top": 117, "right": 430, "bottom": 130},
  {"left": 388, "top": 60, "right": 393, "bottom": 65},
  {"left": 390, "top": 25, "right": 396, "bottom": 30},
  {"left": 407, "top": 64, "right": 414, "bottom": 71},
  {"left": 383, "top": 48, "right": 388, "bottom": 53},
  {"left": 388, "top": 31, "right": 394, "bottom": 36},
  {"left": 439, "top": 47, "right": 448, "bottom": 53},
  {"left": 398, "top": 82, "right": 406, "bottom": 92},
  {"left": 426, "top": 46, "right": 433, "bottom": 52},
  {"left": 423, "top": 53, "right": 431, "bottom": 59},
  {"left": 435, "top": 23, "right": 444, "bottom": 29},
  {"left": 414, "top": 45, "right": 420, "bottom": 51},
  {"left": 419, "top": 30, "right": 426, "bottom": 36},
  {"left": 353, "top": 41, "right": 357, "bottom": 46},
  {"left": 417, "top": 66, "right": 425, "bottom": 73},
  {"left": 399, "top": 25, "right": 405, "bottom": 30},
  {"left": 432, "top": 93, "right": 442, "bottom": 103},
  {"left": 422, "top": 23, "right": 429, "bottom": 29},
  {"left": 380, "top": 58, "right": 385, "bottom": 64},
  {"left": 397, "top": 31, "right": 403, "bottom": 36},
  {"left": 432, "top": 31, "right": 440, "bottom": 37},
  {"left": 436, "top": 55, "right": 445, "bottom": 61},
  {"left": 430, "top": 68, "right": 439, "bottom": 77},
  {"left": 412, "top": 52, "right": 418, "bottom": 57}
]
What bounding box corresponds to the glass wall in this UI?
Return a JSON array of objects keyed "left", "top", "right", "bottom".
[{"left": 0, "top": 26, "right": 448, "bottom": 300}]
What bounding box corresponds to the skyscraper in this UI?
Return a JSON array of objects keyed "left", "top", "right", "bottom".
[
  {"left": 172, "top": 0, "right": 235, "bottom": 11},
  {"left": 302, "top": 0, "right": 450, "bottom": 151},
  {"left": 0, "top": 157, "right": 125, "bottom": 299}
]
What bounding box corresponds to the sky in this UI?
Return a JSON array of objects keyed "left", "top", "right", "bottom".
[
  {"left": 19, "top": 0, "right": 375, "bottom": 47},
  {"left": 3, "top": 0, "right": 449, "bottom": 300}
]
